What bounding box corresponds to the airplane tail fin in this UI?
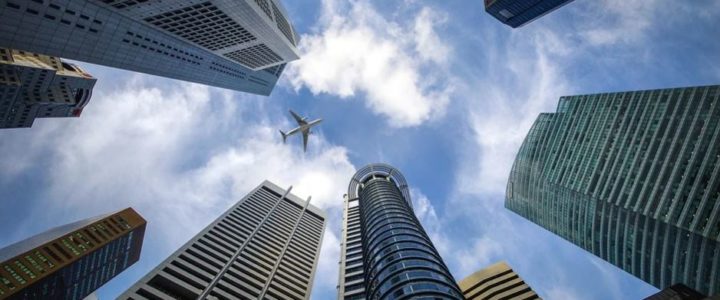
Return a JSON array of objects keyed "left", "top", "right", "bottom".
[{"left": 279, "top": 130, "right": 287, "bottom": 143}]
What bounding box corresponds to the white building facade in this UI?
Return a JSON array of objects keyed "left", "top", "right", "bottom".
[{"left": 0, "top": 0, "right": 300, "bottom": 95}]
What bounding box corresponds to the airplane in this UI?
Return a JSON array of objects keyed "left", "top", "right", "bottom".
[{"left": 279, "top": 110, "right": 322, "bottom": 152}]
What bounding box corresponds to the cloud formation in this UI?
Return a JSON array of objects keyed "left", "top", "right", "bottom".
[
  {"left": 0, "top": 72, "right": 355, "bottom": 297},
  {"left": 287, "top": 0, "right": 453, "bottom": 127}
]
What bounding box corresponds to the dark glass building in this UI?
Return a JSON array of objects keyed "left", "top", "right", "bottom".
[
  {"left": 120, "top": 180, "right": 326, "bottom": 300},
  {"left": 506, "top": 85, "right": 720, "bottom": 295},
  {"left": 0, "top": 208, "right": 146, "bottom": 300},
  {"left": 485, "top": 0, "right": 574, "bottom": 28},
  {"left": 337, "top": 163, "right": 462, "bottom": 300}
]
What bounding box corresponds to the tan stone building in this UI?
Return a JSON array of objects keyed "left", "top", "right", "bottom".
[{"left": 458, "top": 261, "right": 540, "bottom": 300}]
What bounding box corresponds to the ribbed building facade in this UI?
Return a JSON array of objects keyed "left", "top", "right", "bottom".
[
  {"left": 120, "top": 180, "right": 326, "bottom": 300},
  {"left": 0, "top": 0, "right": 300, "bottom": 95},
  {"left": 506, "top": 85, "right": 720, "bottom": 294},
  {"left": 0, "top": 208, "right": 146, "bottom": 300},
  {"left": 458, "top": 261, "right": 540, "bottom": 300},
  {"left": 0, "top": 48, "right": 95, "bottom": 128},
  {"left": 337, "top": 163, "right": 462, "bottom": 300},
  {"left": 484, "top": 0, "right": 574, "bottom": 28}
]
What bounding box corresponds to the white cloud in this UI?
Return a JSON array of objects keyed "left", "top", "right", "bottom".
[
  {"left": 286, "top": 0, "right": 453, "bottom": 127},
  {"left": 456, "top": 29, "right": 571, "bottom": 196},
  {"left": 455, "top": 236, "right": 504, "bottom": 276},
  {"left": 0, "top": 72, "right": 355, "bottom": 297}
]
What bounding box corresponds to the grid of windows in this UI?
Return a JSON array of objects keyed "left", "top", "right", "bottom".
[
  {"left": 485, "top": 0, "right": 574, "bottom": 28},
  {"left": 224, "top": 44, "right": 284, "bottom": 70},
  {"left": 506, "top": 85, "right": 720, "bottom": 295},
  {"left": 255, "top": 0, "right": 273, "bottom": 20},
  {"left": 272, "top": 1, "right": 295, "bottom": 45},
  {"left": 144, "top": 2, "right": 256, "bottom": 51},
  {"left": 0, "top": 209, "right": 145, "bottom": 299},
  {"left": 120, "top": 182, "right": 326, "bottom": 300}
]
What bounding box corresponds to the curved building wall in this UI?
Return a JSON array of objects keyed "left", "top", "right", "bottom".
[
  {"left": 505, "top": 85, "right": 720, "bottom": 295},
  {"left": 337, "top": 163, "right": 462, "bottom": 300}
]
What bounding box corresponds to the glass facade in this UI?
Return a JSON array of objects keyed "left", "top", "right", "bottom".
[
  {"left": 337, "top": 164, "right": 462, "bottom": 300},
  {"left": 485, "top": 0, "right": 574, "bottom": 28},
  {"left": 506, "top": 85, "right": 720, "bottom": 295}
]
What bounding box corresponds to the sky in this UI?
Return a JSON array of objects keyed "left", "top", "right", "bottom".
[{"left": 1, "top": 0, "right": 720, "bottom": 299}]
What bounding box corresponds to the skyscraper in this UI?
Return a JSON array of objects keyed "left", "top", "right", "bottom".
[
  {"left": 120, "top": 180, "right": 326, "bottom": 300},
  {"left": 1, "top": 48, "right": 95, "bottom": 129},
  {"left": 0, "top": 0, "right": 300, "bottom": 95},
  {"left": 337, "top": 163, "right": 462, "bottom": 300},
  {"left": 506, "top": 85, "right": 720, "bottom": 294},
  {"left": 458, "top": 261, "right": 540, "bottom": 300},
  {"left": 0, "top": 208, "right": 146, "bottom": 300},
  {"left": 485, "top": 0, "right": 574, "bottom": 28}
]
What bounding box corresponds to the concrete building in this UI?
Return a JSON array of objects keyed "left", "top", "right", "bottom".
[
  {"left": 337, "top": 163, "right": 462, "bottom": 300},
  {"left": 458, "top": 261, "right": 540, "bottom": 300},
  {"left": 120, "top": 180, "right": 326, "bottom": 300},
  {"left": 485, "top": 0, "right": 574, "bottom": 28},
  {"left": 0, "top": 0, "right": 300, "bottom": 95},
  {"left": 0, "top": 208, "right": 146, "bottom": 300},
  {"left": 0, "top": 48, "right": 95, "bottom": 128},
  {"left": 506, "top": 85, "right": 720, "bottom": 295}
]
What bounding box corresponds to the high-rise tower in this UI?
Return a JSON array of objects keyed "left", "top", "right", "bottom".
[
  {"left": 506, "top": 85, "right": 720, "bottom": 294},
  {"left": 0, "top": 48, "right": 95, "bottom": 129},
  {"left": 337, "top": 163, "right": 462, "bottom": 300},
  {"left": 0, "top": 208, "right": 146, "bottom": 300},
  {"left": 0, "top": 0, "right": 300, "bottom": 95},
  {"left": 120, "top": 180, "right": 326, "bottom": 300},
  {"left": 485, "top": 0, "right": 574, "bottom": 28},
  {"left": 457, "top": 261, "right": 540, "bottom": 300}
]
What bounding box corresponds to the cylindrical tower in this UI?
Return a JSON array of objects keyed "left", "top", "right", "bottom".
[{"left": 344, "top": 163, "right": 462, "bottom": 300}]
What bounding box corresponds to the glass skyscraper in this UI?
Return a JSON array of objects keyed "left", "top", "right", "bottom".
[
  {"left": 120, "top": 180, "right": 326, "bottom": 300},
  {"left": 484, "top": 0, "right": 574, "bottom": 28},
  {"left": 0, "top": 208, "right": 146, "bottom": 300},
  {"left": 506, "top": 85, "right": 720, "bottom": 295},
  {"left": 337, "top": 163, "right": 462, "bottom": 300},
  {"left": 0, "top": 0, "right": 300, "bottom": 95}
]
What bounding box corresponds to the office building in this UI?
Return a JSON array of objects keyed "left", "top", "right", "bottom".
[
  {"left": 458, "top": 261, "right": 539, "bottom": 300},
  {"left": 0, "top": 208, "right": 146, "bottom": 300},
  {"left": 337, "top": 163, "right": 462, "bottom": 300},
  {"left": 506, "top": 85, "right": 720, "bottom": 295},
  {"left": 644, "top": 284, "right": 708, "bottom": 300},
  {"left": 485, "top": 0, "right": 574, "bottom": 28},
  {"left": 0, "top": 0, "right": 300, "bottom": 95},
  {"left": 120, "top": 180, "right": 326, "bottom": 300},
  {"left": 0, "top": 48, "right": 95, "bottom": 128}
]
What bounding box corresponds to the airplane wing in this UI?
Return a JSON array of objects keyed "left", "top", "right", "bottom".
[
  {"left": 289, "top": 110, "right": 307, "bottom": 126},
  {"left": 302, "top": 130, "right": 309, "bottom": 152}
]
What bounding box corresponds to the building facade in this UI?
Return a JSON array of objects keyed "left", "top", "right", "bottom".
[
  {"left": 458, "top": 261, "right": 540, "bottom": 300},
  {"left": 0, "top": 208, "right": 146, "bottom": 300},
  {"left": 337, "top": 163, "right": 462, "bottom": 300},
  {"left": 120, "top": 180, "right": 326, "bottom": 300},
  {"left": 0, "top": 0, "right": 300, "bottom": 95},
  {"left": 484, "top": 0, "right": 574, "bottom": 28},
  {"left": 0, "top": 48, "right": 95, "bottom": 128},
  {"left": 506, "top": 85, "right": 720, "bottom": 295}
]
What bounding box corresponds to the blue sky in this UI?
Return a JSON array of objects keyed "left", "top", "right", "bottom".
[{"left": 1, "top": 0, "right": 720, "bottom": 299}]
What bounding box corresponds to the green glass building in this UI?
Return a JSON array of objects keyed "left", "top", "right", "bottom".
[{"left": 506, "top": 85, "right": 720, "bottom": 295}]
